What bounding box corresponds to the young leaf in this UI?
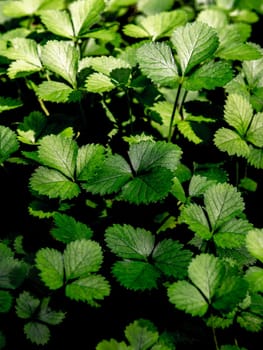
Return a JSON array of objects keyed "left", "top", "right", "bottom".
[
  {"left": 136, "top": 42, "right": 179, "bottom": 87},
  {"left": 24, "top": 321, "right": 50, "bottom": 345},
  {"left": 168, "top": 280, "right": 208, "bottom": 316},
  {"left": 69, "top": 0, "right": 105, "bottom": 37},
  {"left": 64, "top": 239, "right": 103, "bottom": 280},
  {"left": 124, "top": 319, "right": 159, "bottom": 350},
  {"left": 65, "top": 274, "right": 110, "bottom": 306},
  {"left": 41, "top": 41, "right": 79, "bottom": 87},
  {"left": 204, "top": 183, "right": 245, "bottom": 230},
  {"left": 35, "top": 248, "right": 64, "bottom": 290},
  {"left": 51, "top": 213, "right": 93, "bottom": 243},
  {"left": 112, "top": 261, "right": 160, "bottom": 290},
  {"left": 0, "top": 126, "right": 19, "bottom": 164},
  {"left": 105, "top": 224, "right": 155, "bottom": 260},
  {"left": 16, "top": 291, "right": 40, "bottom": 319},
  {"left": 29, "top": 166, "right": 81, "bottom": 200},
  {"left": 40, "top": 10, "right": 74, "bottom": 39},
  {"left": 123, "top": 10, "right": 187, "bottom": 40},
  {"left": 38, "top": 134, "right": 78, "bottom": 179},
  {"left": 188, "top": 254, "right": 224, "bottom": 302},
  {"left": 152, "top": 239, "right": 192, "bottom": 278},
  {"left": 171, "top": 21, "right": 219, "bottom": 75}
]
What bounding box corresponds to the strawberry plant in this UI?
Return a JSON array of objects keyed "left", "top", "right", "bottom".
[{"left": 0, "top": 0, "right": 263, "bottom": 349}]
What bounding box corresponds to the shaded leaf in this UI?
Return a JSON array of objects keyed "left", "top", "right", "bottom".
[
  {"left": 0, "top": 126, "right": 19, "bottom": 164},
  {"left": 24, "top": 321, "right": 50, "bottom": 345}
]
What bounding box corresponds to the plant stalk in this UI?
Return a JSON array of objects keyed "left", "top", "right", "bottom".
[{"left": 168, "top": 83, "right": 182, "bottom": 142}]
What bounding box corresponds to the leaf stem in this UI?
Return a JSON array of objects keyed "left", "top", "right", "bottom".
[
  {"left": 168, "top": 83, "right": 182, "bottom": 142},
  {"left": 212, "top": 323, "right": 220, "bottom": 350}
]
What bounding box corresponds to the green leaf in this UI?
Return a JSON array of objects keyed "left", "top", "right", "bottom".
[
  {"left": 3, "top": 38, "right": 41, "bottom": 66},
  {"left": 179, "top": 203, "right": 212, "bottom": 239},
  {"left": 86, "top": 73, "right": 115, "bottom": 93},
  {"left": 188, "top": 254, "right": 224, "bottom": 301},
  {"left": 216, "top": 42, "right": 262, "bottom": 61},
  {"left": 167, "top": 280, "right": 208, "bottom": 316},
  {"left": 188, "top": 174, "right": 216, "bottom": 197},
  {"left": 96, "top": 339, "right": 129, "bottom": 350},
  {"left": 51, "top": 213, "right": 93, "bottom": 243},
  {"left": 64, "top": 239, "right": 103, "bottom": 280},
  {"left": 246, "top": 112, "right": 263, "bottom": 147},
  {"left": 0, "top": 290, "right": 13, "bottom": 313},
  {"left": 123, "top": 10, "right": 187, "bottom": 40},
  {"left": 246, "top": 229, "right": 263, "bottom": 263},
  {"left": 171, "top": 21, "right": 219, "bottom": 75},
  {"left": 41, "top": 40, "right": 79, "bottom": 87},
  {"left": 30, "top": 166, "right": 80, "bottom": 200},
  {"left": 0, "top": 96, "right": 22, "bottom": 113},
  {"left": 38, "top": 298, "right": 65, "bottom": 325},
  {"left": 40, "top": 10, "right": 74, "bottom": 38},
  {"left": 125, "top": 320, "right": 159, "bottom": 350},
  {"left": 247, "top": 146, "right": 263, "bottom": 169},
  {"left": 204, "top": 183, "right": 245, "bottom": 230},
  {"left": 3, "top": 0, "right": 63, "bottom": 17},
  {"left": 105, "top": 224, "right": 155, "bottom": 260},
  {"left": 183, "top": 60, "right": 233, "bottom": 90},
  {"left": 152, "top": 239, "right": 192, "bottom": 278},
  {"left": 35, "top": 248, "right": 64, "bottom": 290},
  {"left": 136, "top": 42, "right": 179, "bottom": 87},
  {"left": 36, "top": 81, "right": 74, "bottom": 103},
  {"left": 214, "top": 128, "right": 250, "bottom": 157},
  {"left": 66, "top": 274, "right": 110, "bottom": 306},
  {"left": 17, "top": 111, "right": 47, "bottom": 144},
  {"left": 237, "top": 311, "right": 263, "bottom": 332},
  {"left": 80, "top": 56, "right": 130, "bottom": 75},
  {"left": 112, "top": 261, "right": 160, "bottom": 290},
  {"left": 38, "top": 134, "right": 78, "bottom": 179},
  {"left": 245, "top": 267, "right": 263, "bottom": 292},
  {"left": 77, "top": 143, "right": 105, "bottom": 180},
  {"left": 16, "top": 291, "right": 40, "bottom": 319},
  {"left": 69, "top": 0, "right": 105, "bottom": 37},
  {"left": 224, "top": 94, "right": 253, "bottom": 135},
  {"left": 24, "top": 321, "right": 50, "bottom": 345},
  {"left": 177, "top": 120, "right": 203, "bottom": 144},
  {"left": 196, "top": 8, "right": 228, "bottom": 29},
  {"left": 0, "top": 126, "right": 19, "bottom": 164},
  {"left": 7, "top": 60, "right": 41, "bottom": 79},
  {"left": 137, "top": 0, "right": 174, "bottom": 15}
]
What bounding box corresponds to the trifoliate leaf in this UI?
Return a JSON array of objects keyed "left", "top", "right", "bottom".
[
  {"left": 86, "top": 73, "right": 115, "bottom": 93},
  {"left": 0, "top": 126, "right": 19, "bottom": 164},
  {"left": 0, "top": 290, "right": 13, "bottom": 313},
  {"left": 64, "top": 239, "right": 103, "bottom": 280},
  {"left": 38, "top": 298, "right": 65, "bottom": 325},
  {"left": 125, "top": 319, "right": 159, "bottom": 350},
  {"left": 246, "top": 229, "right": 263, "bottom": 263},
  {"left": 105, "top": 224, "right": 155, "bottom": 260},
  {"left": 69, "top": 0, "right": 105, "bottom": 37},
  {"left": 171, "top": 21, "right": 219, "bottom": 75},
  {"left": 38, "top": 134, "right": 78, "bottom": 179},
  {"left": 0, "top": 96, "right": 22, "bottom": 113},
  {"left": 179, "top": 203, "right": 211, "bottom": 239},
  {"left": 183, "top": 60, "right": 233, "bottom": 90},
  {"left": 245, "top": 267, "right": 263, "bottom": 292},
  {"left": 136, "top": 42, "right": 179, "bottom": 87},
  {"left": 30, "top": 167, "right": 80, "bottom": 199},
  {"left": 66, "top": 275, "right": 110, "bottom": 306},
  {"left": 112, "top": 261, "right": 160, "bottom": 290},
  {"left": 16, "top": 291, "right": 40, "bottom": 319},
  {"left": 24, "top": 321, "right": 50, "bottom": 345},
  {"left": 246, "top": 112, "right": 263, "bottom": 147},
  {"left": 123, "top": 10, "right": 187, "bottom": 40},
  {"left": 35, "top": 248, "right": 64, "bottom": 290},
  {"left": 41, "top": 40, "right": 79, "bottom": 87},
  {"left": 167, "top": 280, "right": 208, "bottom": 316},
  {"left": 152, "top": 239, "right": 192, "bottom": 278},
  {"left": 214, "top": 128, "right": 250, "bottom": 157},
  {"left": 188, "top": 254, "right": 224, "bottom": 301},
  {"left": 36, "top": 81, "right": 74, "bottom": 103},
  {"left": 51, "top": 213, "right": 93, "bottom": 243},
  {"left": 204, "top": 183, "right": 245, "bottom": 230},
  {"left": 40, "top": 10, "right": 74, "bottom": 39},
  {"left": 76, "top": 143, "right": 105, "bottom": 180},
  {"left": 224, "top": 94, "right": 253, "bottom": 135}
]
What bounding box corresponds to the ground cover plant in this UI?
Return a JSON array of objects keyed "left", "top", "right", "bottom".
[{"left": 0, "top": 0, "right": 263, "bottom": 349}]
